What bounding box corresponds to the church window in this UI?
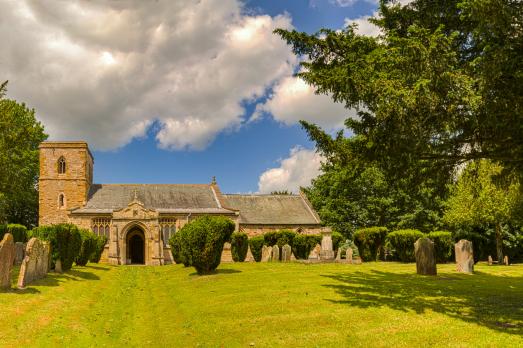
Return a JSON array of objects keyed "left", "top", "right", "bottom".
[
  {"left": 160, "top": 218, "right": 176, "bottom": 246},
  {"left": 58, "top": 156, "right": 66, "bottom": 174},
  {"left": 58, "top": 193, "right": 65, "bottom": 208},
  {"left": 92, "top": 218, "right": 111, "bottom": 238}
]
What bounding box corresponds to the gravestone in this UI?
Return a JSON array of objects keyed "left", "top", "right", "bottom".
[
  {"left": 414, "top": 238, "right": 437, "bottom": 276},
  {"left": 14, "top": 242, "right": 25, "bottom": 266},
  {"left": 308, "top": 244, "right": 321, "bottom": 260},
  {"left": 488, "top": 255, "right": 493, "bottom": 265},
  {"left": 281, "top": 244, "right": 292, "bottom": 262},
  {"left": 320, "top": 230, "right": 335, "bottom": 260},
  {"left": 290, "top": 252, "right": 296, "bottom": 261},
  {"left": 455, "top": 239, "right": 474, "bottom": 273},
  {"left": 245, "top": 246, "right": 255, "bottom": 262},
  {"left": 504, "top": 255, "right": 509, "bottom": 266},
  {"left": 0, "top": 233, "right": 16, "bottom": 289},
  {"left": 55, "top": 259, "right": 63, "bottom": 273},
  {"left": 261, "top": 245, "right": 272, "bottom": 262},
  {"left": 336, "top": 248, "right": 342, "bottom": 261},
  {"left": 346, "top": 248, "right": 353, "bottom": 264},
  {"left": 18, "top": 238, "right": 50, "bottom": 288},
  {"left": 271, "top": 245, "right": 280, "bottom": 262}
]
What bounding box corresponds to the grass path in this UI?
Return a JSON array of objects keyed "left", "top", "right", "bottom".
[{"left": 1, "top": 262, "right": 522, "bottom": 347}]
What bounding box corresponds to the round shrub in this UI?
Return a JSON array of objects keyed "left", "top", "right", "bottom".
[
  {"left": 427, "top": 231, "right": 453, "bottom": 263},
  {"left": 353, "top": 227, "right": 389, "bottom": 261},
  {"left": 31, "top": 223, "right": 82, "bottom": 271},
  {"left": 76, "top": 229, "right": 97, "bottom": 266},
  {"left": 169, "top": 231, "right": 186, "bottom": 265},
  {"left": 7, "top": 224, "right": 28, "bottom": 243},
  {"left": 178, "top": 216, "right": 235, "bottom": 274},
  {"left": 386, "top": 229, "right": 425, "bottom": 262},
  {"left": 231, "top": 232, "right": 249, "bottom": 262},
  {"left": 248, "top": 236, "right": 264, "bottom": 262},
  {"left": 89, "top": 235, "right": 108, "bottom": 263}
]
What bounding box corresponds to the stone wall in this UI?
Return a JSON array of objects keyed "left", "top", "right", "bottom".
[{"left": 17, "top": 237, "right": 50, "bottom": 288}]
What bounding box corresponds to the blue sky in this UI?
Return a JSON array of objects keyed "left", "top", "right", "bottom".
[{"left": 2, "top": 0, "right": 378, "bottom": 193}]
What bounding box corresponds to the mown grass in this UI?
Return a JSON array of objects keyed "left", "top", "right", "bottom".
[{"left": 0, "top": 262, "right": 522, "bottom": 347}]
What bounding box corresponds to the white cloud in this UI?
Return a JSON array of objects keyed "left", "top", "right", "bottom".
[
  {"left": 258, "top": 147, "right": 323, "bottom": 193},
  {"left": 253, "top": 76, "right": 353, "bottom": 129},
  {"left": 0, "top": 0, "right": 297, "bottom": 150}
]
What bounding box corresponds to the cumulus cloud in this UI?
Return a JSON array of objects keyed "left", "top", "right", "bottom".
[
  {"left": 258, "top": 147, "right": 323, "bottom": 193},
  {"left": 253, "top": 76, "right": 353, "bottom": 129},
  {"left": 0, "top": 0, "right": 297, "bottom": 150}
]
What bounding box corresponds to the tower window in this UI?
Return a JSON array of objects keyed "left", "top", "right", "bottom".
[
  {"left": 58, "top": 156, "right": 66, "bottom": 174},
  {"left": 58, "top": 193, "right": 65, "bottom": 208}
]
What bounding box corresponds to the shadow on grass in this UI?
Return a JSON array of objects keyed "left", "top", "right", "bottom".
[
  {"left": 188, "top": 268, "right": 242, "bottom": 276},
  {"left": 322, "top": 269, "right": 523, "bottom": 335}
]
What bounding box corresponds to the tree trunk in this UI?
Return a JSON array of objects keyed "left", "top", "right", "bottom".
[{"left": 495, "top": 222, "right": 503, "bottom": 264}]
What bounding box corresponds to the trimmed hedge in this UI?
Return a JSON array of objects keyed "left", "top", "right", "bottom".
[
  {"left": 427, "top": 231, "right": 453, "bottom": 263},
  {"left": 263, "top": 230, "right": 297, "bottom": 248},
  {"left": 89, "top": 235, "right": 108, "bottom": 263},
  {"left": 386, "top": 229, "right": 425, "bottom": 262},
  {"left": 176, "top": 216, "right": 235, "bottom": 274},
  {"left": 353, "top": 227, "right": 388, "bottom": 261},
  {"left": 7, "top": 224, "right": 28, "bottom": 243},
  {"left": 248, "top": 236, "right": 264, "bottom": 262},
  {"left": 76, "top": 229, "right": 98, "bottom": 266},
  {"left": 292, "top": 234, "right": 322, "bottom": 259},
  {"left": 231, "top": 232, "right": 249, "bottom": 262},
  {"left": 31, "top": 224, "right": 82, "bottom": 271}
]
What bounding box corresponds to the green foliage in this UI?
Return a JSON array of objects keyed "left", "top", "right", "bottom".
[
  {"left": 231, "top": 232, "right": 249, "bottom": 262},
  {"left": 177, "top": 216, "right": 235, "bottom": 274},
  {"left": 292, "top": 234, "right": 310, "bottom": 259},
  {"left": 76, "top": 229, "right": 97, "bottom": 266},
  {"left": 248, "top": 236, "right": 264, "bottom": 262},
  {"left": 6, "top": 223, "right": 28, "bottom": 243},
  {"left": 31, "top": 224, "right": 82, "bottom": 271},
  {"left": 0, "top": 82, "right": 48, "bottom": 227},
  {"left": 263, "top": 230, "right": 297, "bottom": 248},
  {"left": 427, "top": 231, "right": 453, "bottom": 263},
  {"left": 331, "top": 231, "right": 344, "bottom": 251},
  {"left": 89, "top": 235, "right": 108, "bottom": 263},
  {"left": 168, "top": 232, "right": 186, "bottom": 265},
  {"left": 0, "top": 224, "right": 6, "bottom": 240},
  {"left": 386, "top": 229, "right": 425, "bottom": 262},
  {"left": 353, "top": 227, "right": 388, "bottom": 261}
]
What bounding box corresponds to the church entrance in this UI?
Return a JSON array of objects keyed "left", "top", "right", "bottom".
[{"left": 126, "top": 228, "right": 145, "bottom": 264}]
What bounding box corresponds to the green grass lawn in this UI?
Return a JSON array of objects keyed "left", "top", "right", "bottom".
[{"left": 1, "top": 262, "right": 522, "bottom": 347}]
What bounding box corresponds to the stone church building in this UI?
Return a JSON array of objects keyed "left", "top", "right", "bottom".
[{"left": 38, "top": 141, "right": 324, "bottom": 265}]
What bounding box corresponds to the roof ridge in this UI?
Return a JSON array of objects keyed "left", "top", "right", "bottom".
[{"left": 93, "top": 183, "right": 211, "bottom": 186}]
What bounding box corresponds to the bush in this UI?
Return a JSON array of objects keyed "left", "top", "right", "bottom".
[
  {"left": 76, "top": 229, "right": 97, "bottom": 266},
  {"left": 177, "top": 216, "right": 235, "bottom": 274},
  {"left": 231, "top": 232, "right": 249, "bottom": 262},
  {"left": 31, "top": 224, "right": 82, "bottom": 271},
  {"left": 0, "top": 224, "right": 6, "bottom": 241},
  {"left": 263, "top": 230, "right": 297, "bottom": 248},
  {"left": 292, "top": 234, "right": 311, "bottom": 259},
  {"left": 427, "top": 231, "right": 453, "bottom": 263},
  {"left": 169, "top": 232, "right": 186, "bottom": 265},
  {"left": 386, "top": 229, "right": 425, "bottom": 262},
  {"left": 7, "top": 224, "right": 28, "bottom": 243},
  {"left": 248, "top": 236, "right": 264, "bottom": 262},
  {"left": 353, "top": 227, "right": 389, "bottom": 261},
  {"left": 332, "top": 231, "right": 344, "bottom": 251},
  {"left": 89, "top": 235, "right": 108, "bottom": 263}
]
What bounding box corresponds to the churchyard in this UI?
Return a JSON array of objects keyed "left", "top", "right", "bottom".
[{"left": 0, "top": 262, "right": 522, "bottom": 347}]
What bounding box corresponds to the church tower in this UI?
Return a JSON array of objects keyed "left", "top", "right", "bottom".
[{"left": 38, "top": 141, "right": 93, "bottom": 226}]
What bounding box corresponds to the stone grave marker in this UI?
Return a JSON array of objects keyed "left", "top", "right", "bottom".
[
  {"left": 414, "top": 237, "right": 437, "bottom": 276},
  {"left": 488, "top": 255, "right": 493, "bottom": 265},
  {"left": 271, "top": 244, "right": 280, "bottom": 262},
  {"left": 281, "top": 244, "right": 292, "bottom": 262},
  {"left": 504, "top": 255, "right": 509, "bottom": 266},
  {"left": 346, "top": 248, "right": 353, "bottom": 264},
  {"left": 0, "top": 233, "right": 15, "bottom": 289},
  {"left": 309, "top": 244, "right": 321, "bottom": 260},
  {"left": 320, "top": 230, "right": 335, "bottom": 260},
  {"left": 18, "top": 238, "right": 50, "bottom": 288},
  {"left": 455, "top": 239, "right": 474, "bottom": 273},
  {"left": 261, "top": 245, "right": 272, "bottom": 262}
]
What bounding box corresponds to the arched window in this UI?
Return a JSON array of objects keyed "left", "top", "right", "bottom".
[
  {"left": 58, "top": 156, "right": 66, "bottom": 174},
  {"left": 58, "top": 193, "right": 65, "bottom": 208}
]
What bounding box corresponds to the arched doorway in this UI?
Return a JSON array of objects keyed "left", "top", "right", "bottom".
[{"left": 126, "top": 228, "right": 145, "bottom": 264}]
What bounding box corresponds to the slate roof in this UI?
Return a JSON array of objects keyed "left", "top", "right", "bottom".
[
  {"left": 71, "top": 184, "right": 235, "bottom": 214},
  {"left": 223, "top": 194, "right": 320, "bottom": 225}
]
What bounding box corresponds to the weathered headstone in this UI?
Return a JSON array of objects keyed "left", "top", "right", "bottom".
[
  {"left": 261, "top": 245, "right": 272, "bottom": 262},
  {"left": 281, "top": 244, "right": 292, "bottom": 262},
  {"left": 290, "top": 251, "right": 296, "bottom": 261},
  {"left": 245, "top": 246, "right": 255, "bottom": 262},
  {"left": 320, "top": 230, "right": 335, "bottom": 260},
  {"left": 14, "top": 242, "right": 25, "bottom": 266},
  {"left": 335, "top": 248, "right": 342, "bottom": 261},
  {"left": 346, "top": 248, "right": 353, "bottom": 264},
  {"left": 414, "top": 238, "right": 437, "bottom": 276},
  {"left": 308, "top": 244, "right": 321, "bottom": 260},
  {"left": 0, "top": 233, "right": 16, "bottom": 289},
  {"left": 488, "top": 255, "right": 493, "bottom": 265},
  {"left": 455, "top": 239, "right": 474, "bottom": 273},
  {"left": 271, "top": 244, "right": 280, "bottom": 262},
  {"left": 18, "top": 238, "right": 50, "bottom": 288},
  {"left": 504, "top": 255, "right": 509, "bottom": 266},
  {"left": 55, "top": 259, "right": 63, "bottom": 273}
]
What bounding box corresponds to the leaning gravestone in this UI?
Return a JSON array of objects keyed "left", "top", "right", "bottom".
[
  {"left": 281, "top": 244, "right": 292, "bottom": 262},
  {"left": 455, "top": 239, "right": 474, "bottom": 273},
  {"left": 414, "top": 237, "right": 437, "bottom": 276},
  {"left": 0, "top": 233, "right": 16, "bottom": 289},
  {"left": 18, "top": 238, "right": 50, "bottom": 288},
  {"left": 346, "top": 248, "right": 353, "bottom": 264},
  {"left": 261, "top": 245, "right": 272, "bottom": 262},
  {"left": 14, "top": 242, "right": 25, "bottom": 266},
  {"left": 271, "top": 245, "right": 280, "bottom": 262},
  {"left": 335, "top": 248, "right": 342, "bottom": 261}
]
